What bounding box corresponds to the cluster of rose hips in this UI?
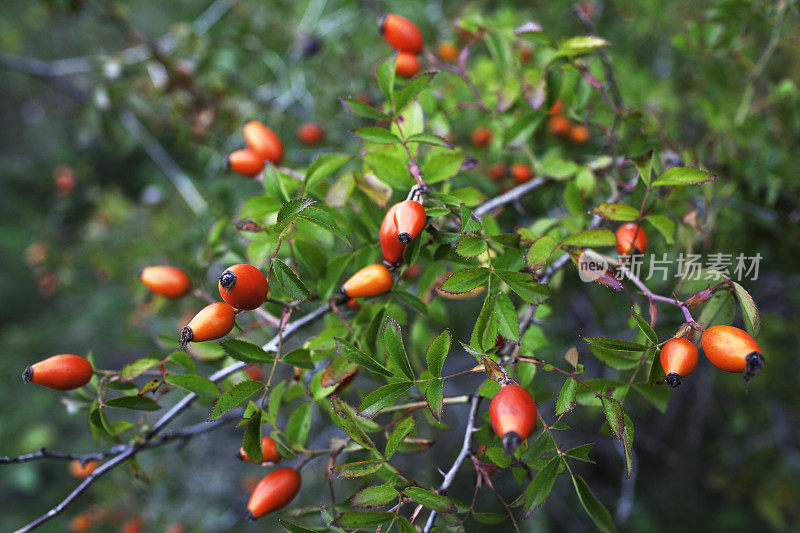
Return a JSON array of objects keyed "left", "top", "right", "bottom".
[
  {"left": 614, "top": 224, "right": 764, "bottom": 385},
  {"left": 546, "top": 99, "right": 590, "bottom": 145},
  {"left": 380, "top": 14, "right": 424, "bottom": 78}
]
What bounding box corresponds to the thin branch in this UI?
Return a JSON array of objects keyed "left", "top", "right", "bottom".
[
  {"left": 573, "top": 5, "right": 623, "bottom": 110},
  {"left": 473, "top": 177, "right": 547, "bottom": 217},
  {"left": 422, "top": 394, "right": 481, "bottom": 533}
]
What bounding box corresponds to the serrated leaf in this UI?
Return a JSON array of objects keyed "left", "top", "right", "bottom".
[
  {"left": 455, "top": 235, "right": 487, "bottom": 258},
  {"left": 353, "top": 127, "right": 401, "bottom": 144},
  {"left": 583, "top": 337, "right": 647, "bottom": 352},
  {"left": 104, "top": 395, "right": 161, "bottom": 411},
  {"left": 422, "top": 152, "right": 465, "bottom": 184},
  {"left": 285, "top": 402, "right": 313, "bottom": 447},
  {"left": 426, "top": 330, "right": 451, "bottom": 377},
  {"left": 279, "top": 519, "right": 318, "bottom": 533},
  {"left": 385, "top": 416, "right": 415, "bottom": 459},
  {"left": 243, "top": 409, "right": 263, "bottom": 463},
  {"left": 565, "top": 443, "right": 596, "bottom": 463},
  {"left": 526, "top": 235, "right": 559, "bottom": 270},
  {"left": 395, "top": 72, "right": 435, "bottom": 113},
  {"left": 494, "top": 292, "right": 519, "bottom": 342},
  {"left": 167, "top": 351, "right": 196, "bottom": 374},
  {"left": 630, "top": 308, "right": 657, "bottom": 345},
  {"left": 382, "top": 318, "right": 415, "bottom": 380},
  {"left": 377, "top": 58, "right": 396, "bottom": 101},
  {"left": 732, "top": 282, "right": 761, "bottom": 336},
  {"left": 273, "top": 259, "right": 311, "bottom": 300},
  {"left": 459, "top": 204, "right": 482, "bottom": 233},
  {"left": 621, "top": 408, "right": 634, "bottom": 478},
  {"left": 208, "top": 380, "right": 264, "bottom": 421},
  {"left": 275, "top": 198, "right": 316, "bottom": 234},
  {"left": 645, "top": 214, "right": 675, "bottom": 244},
  {"left": 165, "top": 374, "right": 219, "bottom": 398},
  {"left": 555, "top": 378, "right": 578, "bottom": 415},
  {"left": 471, "top": 294, "right": 498, "bottom": 352},
  {"left": 332, "top": 459, "right": 385, "bottom": 478},
  {"left": 440, "top": 268, "right": 490, "bottom": 294},
  {"left": 601, "top": 397, "right": 625, "bottom": 439},
  {"left": 394, "top": 290, "right": 428, "bottom": 317},
  {"left": 592, "top": 203, "right": 640, "bottom": 221},
  {"left": 220, "top": 338, "right": 274, "bottom": 364},
  {"left": 332, "top": 512, "right": 394, "bottom": 528},
  {"left": 589, "top": 345, "right": 640, "bottom": 370},
  {"left": 352, "top": 484, "right": 399, "bottom": 508},
  {"left": 403, "top": 487, "right": 457, "bottom": 513},
  {"left": 484, "top": 445, "right": 514, "bottom": 467},
  {"left": 652, "top": 166, "right": 715, "bottom": 186},
  {"left": 304, "top": 153, "right": 351, "bottom": 191},
  {"left": 120, "top": 358, "right": 161, "bottom": 382},
  {"left": 335, "top": 338, "right": 392, "bottom": 377},
  {"left": 492, "top": 270, "right": 550, "bottom": 305},
  {"left": 524, "top": 456, "right": 560, "bottom": 515},
  {"left": 330, "top": 396, "right": 375, "bottom": 450},
  {"left": 562, "top": 229, "right": 617, "bottom": 247},
  {"left": 298, "top": 205, "right": 351, "bottom": 245},
  {"left": 572, "top": 475, "right": 617, "bottom": 533},
  {"left": 425, "top": 378, "right": 444, "bottom": 420},
  {"left": 632, "top": 383, "right": 671, "bottom": 413},
  {"left": 359, "top": 381, "right": 413, "bottom": 416},
  {"left": 405, "top": 133, "right": 452, "bottom": 149},
  {"left": 340, "top": 97, "right": 391, "bottom": 120}
]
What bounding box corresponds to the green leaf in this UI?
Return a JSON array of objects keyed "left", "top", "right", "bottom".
[
  {"left": 572, "top": 475, "right": 617, "bottom": 533},
  {"left": 645, "top": 214, "right": 675, "bottom": 244},
  {"left": 471, "top": 294, "right": 498, "bottom": 352},
  {"left": 383, "top": 317, "right": 415, "bottom": 380},
  {"left": 208, "top": 380, "right": 264, "bottom": 421},
  {"left": 473, "top": 512, "right": 508, "bottom": 524},
  {"left": 583, "top": 337, "right": 647, "bottom": 352},
  {"left": 220, "top": 338, "right": 274, "bottom": 364},
  {"left": 504, "top": 110, "right": 546, "bottom": 146},
  {"left": 555, "top": 378, "right": 578, "bottom": 416},
  {"left": 484, "top": 446, "right": 513, "bottom": 468},
  {"left": 524, "top": 456, "right": 560, "bottom": 515},
  {"left": 285, "top": 402, "right": 313, "bottom": 447},
  {"left": 167, "top": 351, "right": 196, "bottom": 374},
  {"left": 494, "top": 292, "right": 520, "bottom": 342},
  {"left": 165, "top": 374, "right": 219, "bottom": 398},
  {"left": 406, "top": 133, "right": 452, "bottom": 149},
  {"left": 426, "top": 378, "right": 444, "bottom": 420},
  {"left": 385, "top": 415, "right": 415, "bottom": 459},
  {"left": 304, "top": 153, "right": 351, "bottom": 191},
  {"left": 395, "top": 71, "right": 435, "bottom": 113},
  {"left": 377, "top": 58, "right": 396, "bottom": 102},
  {"left": 359, "top": 381, "right": 413, "bottom": 416},
  {"left": 554, "top": 36, "right": 610, "bottom": 58},
  {"left": 632, "top": 383, "right": 671, "bottom": 413},
  {"left": 426, "top": 330, "right": 451, "bottom": 377},
  {"left": 565, "top": 443, "right": 596, "bottom": 463},
  {"left": 333, "top": 512, "right": 394, "bottom": 528},
  {"left": 632, "top": 151, "right": 653, "bottom": 185},
  {"left": 621, "top": 408, "right": 634, "bottom": 478},
  {"left": 492, "top": 270, "right": 550, "bottom": 305},
  {"left": 104, "top": 395, "right": 161, "bottom": 411},
  {"left": 340, "top": 97, "right": 391, "bottom": 120},
  {"left": 403, "top": 487, "right": 457, "bottom": 513},
  {"left": 298, "top": 205, "right": 351, "bottom": 245},
  {"left": 353, "top": 127, "right": 401, "bottom": 144},
  {"left": 591, "top": 203, "right": 640, "bottom": 221},
  {"left": 630, "top": 308, "right": 657, "bottom": 345},
  {"left": 456, "top": 235, "right": 487, "bottom": 258},
  {"left": 120, "top": 357, "right": 161, "bottom": 381},
  {"left": 352, "top": 484, "right": 399, "bottom": 508},
  {"left": 266, "top": 380, "right": 286, "bottom": 426},
  {"left": 440, "top": 268, "right": 490, "bottom": 295},
  {"left": 422, "top": 152, "right": 465, "bottom": 184},
  {"left": 365, "top": 152, "right": 414, "bottom": 188},
  {"left": 330, "top": 396, "right": 375, "bottom": 450},
  {"left": 526, "top": 236, "right": 560, "bottom": 270},
  {"left": 335, "top": 338, "right": 392, "bottom": 377},
  {"left": 273, "top": 259, "right": 311, "bottom": 300},
  {"left": 459, "top": 204, "right": 482, "bottom": 233},
  {"left": 275, "top": 198, "right": 316, "bottom": 234},
  {"left": 243, "top": 409, "right": 263, "bottom": 463},
  {"left": 282, "top": 348, "right": 314, "bottom": 369},
  {"left": 331, "top": 459, "right": 385, "bottom": 478},
  {"left": 562, "top": 229, "right": 617, "bottom": 247},
  {"left": 589, "top": 345, "right": 640, "bottom": 370},
  {"left": 279, "top": 519, "right": 318, "bottom": 533},
  {"left": 732, "top": 282, "right": 761, "bottom": 336},
  {"left": 601, "top": 397, "right": 625, "bottom": 439},
  {"left": 652, "top": 166, "right": 716, "bottom": 186}
]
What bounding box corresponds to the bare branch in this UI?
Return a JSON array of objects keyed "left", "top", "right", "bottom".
[
  {"left": 422, "top": 394, "right": 481, "bottom": 533},
  {"left": 473, "top": 177, "right": 547, "bottom": 218}
]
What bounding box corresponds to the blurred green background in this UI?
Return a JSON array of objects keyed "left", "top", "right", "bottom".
[{"left": 1, "top": 0, "right": 799, "bottom": 531}]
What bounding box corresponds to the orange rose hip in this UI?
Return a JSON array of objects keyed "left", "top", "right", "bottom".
[{"left": 22, "top": 354, "right": 93, "bottom": 391}]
